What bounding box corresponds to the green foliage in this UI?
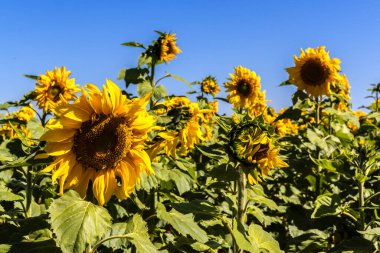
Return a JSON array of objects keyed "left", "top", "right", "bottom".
[
  {"left": 1, "top": 31, "right": 380, "bottom": 253},
  {"left": 48, "top": 191, "right": 112, "bottom": 253},
  {"left": 157, "top": 202, "right": 208, "bottom": 243}
]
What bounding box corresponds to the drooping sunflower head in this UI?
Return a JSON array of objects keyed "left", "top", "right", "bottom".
[
  {"left": 230, "top": 124, "right": 270, "bottom": 165},
  {"left": 229, "top": 123, "right": 288, "bottom": 184},
  {"left": 35, "top": 66, "right": 80, "bottom": 112},
  {"left": 201, "top": 76, "right": 220, "bottom": 95},
  {"left": 40, "top": 80, "right": 155, "bottom": 206},
  {"left": 225, "top": 66, "right": 262, "bottom": 109},
  {"left": 157, "top": 33, "right": 182, "bottom": 63},
  {"left": 286, "top": 46, "right": 341, "bottom": 97}
]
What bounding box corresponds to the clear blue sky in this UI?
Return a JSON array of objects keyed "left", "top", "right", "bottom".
[{"left": 1, "top": 1, "right": 380, "bottom": 114}]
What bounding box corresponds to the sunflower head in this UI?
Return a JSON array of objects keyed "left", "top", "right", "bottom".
[
  {"left": 35, "top": 66, "right": 80, "bottom": 112},
  {"left": 286, "top": 46, "right": 341, "bottom": 97},
  {"left": 157, "top": 33, "right": 182, "bottom": 63},
  {"left": 201, "top": 76, "right": 220, "bottom": 95},
  {"left": 229, "top": 123, "right": 288, "bottom": 184},
  {"left": 40, "top": 80, "right": 155, "bottom": 206},
  {"left": 0, "top": 107, "right": 35, "bottom": 141},
  {"left": 229, "top": 124, "right": 269, "bottom": 165},
  {"left": 225, "top": 66, "right": 263, "bottom": 110}
]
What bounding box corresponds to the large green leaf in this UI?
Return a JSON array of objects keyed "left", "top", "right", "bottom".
[
  {"left": 48, "top": 190, "right": 112, "bottom": 253},
  {"left": 231, "top": 220, "right": 257, "bottom": 252},
  {"left": 157, "top": 202, "right": 208, "bottom": 243},
  {"left": 247, "top": 224, "right": 282, "bottom": 253}
]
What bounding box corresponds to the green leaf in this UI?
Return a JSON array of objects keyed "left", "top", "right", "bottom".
[
  {"left": 171, "top": 200, "right": 218, "bottom": 215},
  {"left": 121, "top": 42, "right": 145, "bottom": 49},
  {"left": 137, "top": 81, "right": 152, "bottom": 97},
  {"left": 279, "top": 80, "right": 292, "bottom": 86},
  {"left": 331, "top": 122, "right": 354, "bottom": 143},
  {"left": 0, "top": 191, "right": 23, "bottom": 201},
  {"left": 311, "top": 193, "right": 341, "bottom": 218},
  {"left": 48, "top": 190, "right": 112, "bottom": 253},
  {"left": 275, "top": 108, "right": 302, "bottom": 121},
  {"left": 27, "top": 118, "right": 45, "bottom": 139},
  {"left": 158, "top": 168, "right": 192, "bottom": 195},
  {"left": 124, "top": 68, "right": 149, "bottom": 86},
  {"left": 103, "top": 215, "right": 157, "bottom": 253},
  {"left": 231, "top": 220, "right": 257, "bottom": 252},
  {"left": 153, "top": 85, "right": 168, "bottom": 101},
  {"left": 247, "top": 224, "right": 283, "bottom": 253},
  {"left": 127, "top": 214, "right": 158, "bottom": 253},
  {"left": 23, "top": 74, "right": 39, "bottom": 80},
  {"left": 210, "top": 164, "right": 239, "bottom": 181},
  {"left": 138, "top": 53, "right": 152, "bottom": 67},
  {"left": 157, "top": 202, "right": 208, "bottom": 243},
  {"left": 196, "top": 145, "right": 227, "bottom": 161},
  {"left": 167, "top": 73, "right": 192, "bottom": 89},
  {"left": 103, "top": 222, "right": 132, "bottom": 250}
]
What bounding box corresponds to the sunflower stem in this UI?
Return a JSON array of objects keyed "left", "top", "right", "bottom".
[
  {"left": 237, "top": 166, "right": 246, "bottom": 224},
  {"left": 25, "top": 166, "right": 32, "bottom": 218},
  {"left": 149, "top": 60, "right": 156, "bottom": 109},
  {"left": 315, "top": 96, "right": 321, "bottom": 198},
  {"left": 41, "top": 112, "right": 48, "bottom": 127},
  {"left": 359, "top": 181, "right": 366, "bottom": 230},
  {"left": 236, "top": 166, "right": 246, "bottom": 253},
  {"left": 329, "top": 95, "right": 333, "bottom": 135},
  {"left": 315, "top": 96, "right": 320, "bottom": 125}
]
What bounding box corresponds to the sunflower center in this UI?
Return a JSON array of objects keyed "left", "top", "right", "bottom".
[
  {"left": 73, "top": 114, "right": 132, "bottom": 170},
  {"left": 237, "top": 81, "right": 251, "bottom": 96},
  {"left": 48, "top": 86, "right": 62, "bottom": 101},
  {"left": 254, "top": 144, "right": 270, "bottom": 161},
  {"left": 300, "top": 59, "right": 329, "bottom": 86}
]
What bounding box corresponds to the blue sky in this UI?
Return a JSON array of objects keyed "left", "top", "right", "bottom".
[{"left": 1, "top": 1, "right": 380, "bottom": 114}]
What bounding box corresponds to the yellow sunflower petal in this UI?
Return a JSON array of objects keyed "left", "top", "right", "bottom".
[{"left": 92, "top": 169, "right": 117, "bottom": 206}]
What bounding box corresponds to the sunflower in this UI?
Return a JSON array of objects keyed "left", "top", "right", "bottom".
[
  {"left": 263, "top": 108, "right": 298, "bottom": 136},
  {"left": 248, "top": 90, "right": 268, "bottom": 117},
  {"left": 0, "top": 106, "right": 35, "bottom": 142},
  {"left": 201, "top": 76, "right": 220, "bottom": 95},
  {"left": 203, "top": 101, "right": 218, "bottom": 140},
  {"left": 40, "top": 80, "right": 155, "bottom": 206},
  {"left": 287, "top": 46, "right": 341, "bottom": 97},
  {"left": 158, "top": 33, "right": 182, "bottom": 63},
  {"left": 14, "top": 105, "right": 36, "bottom": 122},
  {"left": 230, "top": 124, "right": 288, "bottom": 184},
  {"left": 225, "top": 66, "right": 262, "bottom": 109},
  {"left": 151, "top": 97, "right": 210, "bottom": 158},
  {"left": 286, "top": 46, "right": 340, "bottom": 97},
  {"left": 35, "top": 66, "right": 80, "bottom": 112}
]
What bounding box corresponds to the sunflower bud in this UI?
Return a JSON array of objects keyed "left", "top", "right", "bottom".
[{"left": 201, "top": 76, "right": 220, "bottom": 95}]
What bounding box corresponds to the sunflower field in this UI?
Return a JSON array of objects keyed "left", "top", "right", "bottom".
[{"left": 0, "top": 32, "right": 379, "bottom": 253}]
